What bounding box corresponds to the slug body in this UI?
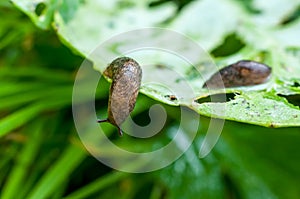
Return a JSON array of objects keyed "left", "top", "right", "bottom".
[
  {"left": 98, "top": 57, "right": 142, "bottom": 136},
  {"left": 203, "top": 60, "right": 272, "bottom": 88}
]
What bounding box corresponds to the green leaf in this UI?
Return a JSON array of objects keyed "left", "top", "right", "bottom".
[
  {"left": 53, "top": 0, "right": 176, "bottom": 56},
  {"left": 157, "top": 144, "right": 225, "bottom": 199},
  {"left": 217, "top": 123, "right": 300, "bottom": 198},
  {"left": 10, "top": 0, "right": 58, "bottom": 29},
  {"left": 192, "top": 92, "right": 300, "bottom": 127},
  {"left": 13, "top": 0, "right": 300, "bottom": 128},
  {"left": 170, "top": 0, "right": 242, "bottom": 50}
]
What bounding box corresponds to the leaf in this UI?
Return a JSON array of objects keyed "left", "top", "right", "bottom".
[
  {"left": 157, "top": 144, "right": 225, "bottom": 199},
  {"left": 53, "top": 0, "right": 176, "bottom": 56},
  {"left": 13, "top": 0, "right": 300, "bottom": 127},
  {"left": 217, "top": 123, "right": 300, "bottom": 198},
  {"left": 251, "top": 0, "right": 300, "bottom": 27},
  {"left": 10, "top": 0, "right": 58, "bottom": 29},
  {"left": 192, "top": 92, "right": 300, "bottom": 127},
  {"left": 170, "top": 0, "right": 242, "bottom": 50},
  {"left": 273, "top": 19, "right": 300, "bottom": 48}
]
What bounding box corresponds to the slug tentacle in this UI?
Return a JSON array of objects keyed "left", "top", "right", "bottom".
[
  {"left": 97, "top": 119, "right": 108, "bottom": 123},
  {"left": 97, "top": 118, "right": 123, "bottom": 136},
  {"left": 97, "top": 57, "right": 142, "bottom": 136}
]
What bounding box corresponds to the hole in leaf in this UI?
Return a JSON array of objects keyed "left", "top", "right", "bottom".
[
  {"left": 292, "top": 81, "right": 300, "bottom": 87},
  {"left": 149, "top": 0, "right": 194, "bottom": 12},
  {"left": 278, "top": 94, "right": 300, "bottom": 107},
  {"left": 164, "top": 95, "right": 177, "bottom": 101},
  {"left": 196, "top": 93, "right": 239, "bottom": 103},
  {"left": 280, "top": 5, "right": 300, "bottom": 25},
  {"left": 234, "top": 0, "right": 261, "bottom": 14},
  {"left": 149, "top": 0, "right": 170, "bottom": 7},
  {"left": 211, "top": 33, "right": 245, "bottom": 57},
  {"left": 35, "top": 2, "right": 46, "bottom": 16}
]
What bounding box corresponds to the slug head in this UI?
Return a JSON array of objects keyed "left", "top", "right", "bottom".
[
  {"left": 234, "top": 60, "right": 271, "bottom": 84},
  {"left": 104, "top": 57, "right": 137, "bottom": 79}
]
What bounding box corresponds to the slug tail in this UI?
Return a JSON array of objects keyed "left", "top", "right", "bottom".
[{"left": 118, "top": 127, "right": 123, "bottom": 136}]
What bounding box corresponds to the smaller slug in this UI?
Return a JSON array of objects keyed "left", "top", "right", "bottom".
[
  {"left": 97, "top": 57, "right": 142, "bottom": 136},
  {"left": 203, "top": 60, "right": 271, "bottom": 88}
]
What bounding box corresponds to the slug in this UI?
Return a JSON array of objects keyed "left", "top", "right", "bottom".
[
  {"left": 97, "top": 57, "right": 142, "bottom": 136},
  {"left": 203, "top": 60, "right": 271, "bottom": 88}
]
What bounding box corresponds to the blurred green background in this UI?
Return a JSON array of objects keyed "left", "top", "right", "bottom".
[{"left": 1, "top": 0, "right": 300, "bottom": 199}]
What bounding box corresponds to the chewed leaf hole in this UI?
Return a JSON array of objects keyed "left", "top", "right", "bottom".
[
  {"left": 278, "top": 94, "right": 300, "bottom": 107},
  {"left": 164, "top": 94, "right": 177, "bottom": 101},
  {"left": 280, "top": 5, "right": 300, "bottom": 25},
  {"left": 35, "top": 2, "right": 46, "bottom": 16},
  {"left": 196, "top": 93, "right": 239, "bottom": 103},
  {"left": 211, "top": 33, "right": 245, "bottom": 57},
  {"left": 292, "top": 81, "right": 300, "bottom": 87}
]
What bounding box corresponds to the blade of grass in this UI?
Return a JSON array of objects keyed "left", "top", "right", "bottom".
[
  {"left": 149, "top": 184, "right": 163, "bottom": 199},
  {"left": 0, "top": 104, "right": 44, "bottom": 137},
  {"left": 0, "top": 143, "right": 19, "bottom": 174},
  {"left": 52, "top": 178, "right": 68, "bottom": 199},
  {"left": 0, "top": 120, "right": 44, "bottom": 199},
  {"left": 0, "top": 80, "right": 106, "bottom": 110},
  {"left": 0, "top": 82, "right": 48, "bottom": 97},
  {"left": 17, "top": 115, "right": 65, "bottom": 199},
  {"left": 0, "top": 85, "right": 73, "bottom": 109},
  {"left": 64, "top": 171, "right": 129, "bottom": 199},
  {"left": 0, "top": 83, "right": 104, "bottom": 138},
  {"left": 0, "top": 145, "right": 20, "bottom": 186},
  {"left": 0, "top": 166, "right": 10, "bottom": 188},
  {"left": 0, "top": 67, "right": 72, "bottom": 83},
  {"left": 26, "top": 144, "right": 86, "bottom": 199}
]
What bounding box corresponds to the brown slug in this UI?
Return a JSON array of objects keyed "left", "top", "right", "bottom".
[
  {"left": 203, "top": 60, "right": 271, "bottom": 88},
  {"left": 97, "top": 57, "right": 142, "bottom": 136}
]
